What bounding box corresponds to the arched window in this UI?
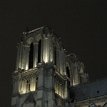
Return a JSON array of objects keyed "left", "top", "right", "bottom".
[
  {"left": 38, "top": 40, "right": 41, "bottom": 63},
  {"left": 26, "top": 80, "right": 30, "bottom": 92},
  {"left": 29, "top": 43, "right": 34, "bottom": 69},
  {"left": 66, "top": 66, "right": 70, "bottom": 78}
]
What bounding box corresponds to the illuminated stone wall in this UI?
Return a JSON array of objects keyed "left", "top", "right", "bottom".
[
  {"left": 11, "top": 26, "right": 88, "bottom": 107},
  {"left": 18, "top": 77, "right": 36, "bottom": 94}
]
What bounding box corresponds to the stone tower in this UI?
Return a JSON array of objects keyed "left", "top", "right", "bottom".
[{"left": 11, "top": 26, "right": 88, "bottom": 107}]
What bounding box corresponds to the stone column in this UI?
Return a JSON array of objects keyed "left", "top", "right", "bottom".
[
  {"left": 42, "top": 37, "right": 50, "bottom": 63},
  {"left": 18, "top": 42, "right": 23, "bottom": 69},
  {"left": 73, "top": 64, "right": 80, "bottom": 85},
  {"left": 59, "top": 48, "right": 65, "bottom": 75},
  {"left": 22, "top": 80, "right": 27, "bottom": 94},
  {"left": 36, "top": 66, "right": 44, "bottom": 107},
  {"left": 17, "top": 42, "right": 23, "bottom": 69},
  {"left": 21, "top": 45, "right": 30, "bottom": 70},
  {"left": 18, "top": 79, "right": 22, "bottom": 94},
  {"left": 49, "top": 36, "right": 54, "bottom": 63},
  {"left": 63, "top": 50, "right": 66, "bottom": 76},
  {"left": 40, "top": 38, "right": 43, "bottom": 63},
  {"left": 30, "top": 77, "right": 35, "bottom": 91},
  {"left": 44, "top": 65, "right": 56, "bottom": 107},
  {"left": 21, "top": 45, "right": 25, "bottom": 69},
  {"left": 64, "top": 81, "right": 68, "bottom": 99},
  {"left": 56, "top": 49, "right": 60, "bottom": 73}
]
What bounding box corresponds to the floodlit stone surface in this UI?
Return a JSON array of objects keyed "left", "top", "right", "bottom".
[{"left": 11, "top": 26, "right": 107, "bottom": 107}]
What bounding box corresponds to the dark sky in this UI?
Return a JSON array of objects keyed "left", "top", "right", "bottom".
[{"left": 0, "top": 0, "right": 107, "bottom": 106}]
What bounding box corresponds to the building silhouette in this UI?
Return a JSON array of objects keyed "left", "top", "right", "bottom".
[{"left": 11, "top": 26, "right": 107, "bottom": 107}]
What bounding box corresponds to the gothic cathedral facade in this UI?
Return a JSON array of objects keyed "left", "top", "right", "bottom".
[{"left": 11, "top": 26, "right": 88, "bottom": 107}]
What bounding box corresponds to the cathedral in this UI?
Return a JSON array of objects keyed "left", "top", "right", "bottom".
[{"left": 11, "top": 26, "right": 107, "bottom": 107}]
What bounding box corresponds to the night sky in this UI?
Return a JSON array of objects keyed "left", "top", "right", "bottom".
[{"left": 0, "top": 0, "right": 107, "bottom": 106}]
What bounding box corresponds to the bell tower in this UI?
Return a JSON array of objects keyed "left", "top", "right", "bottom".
[{"left": 11, "top": 26, "right": 88, "bottom": 107}]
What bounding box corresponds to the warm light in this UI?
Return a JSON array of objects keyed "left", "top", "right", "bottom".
[
  {"left": 18, "top": 78, "right": 37, "bottom": 94},
  {"left": 30, "top": 78, "right": 36, "bottom": 91},
  {"left": 34, "top": 63, "right": 37, "bottom": 67},
  {"left": 30, "top": 86, "right": 35, "bottom": 91},
  {"left": 44, "top": 54, "right": 48, "bottom": 63},
  {"left": 43, "top": 38, "right": 50, "bottom": 63},
  {"left": 25, "top": 64, "right": 28, "bottom": 70},
  {"left": 55, "top": 82, "right": 65, "bottom": 98},
  {"left": 19, "top": 80, "right": 26, "bottom": 94}
]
